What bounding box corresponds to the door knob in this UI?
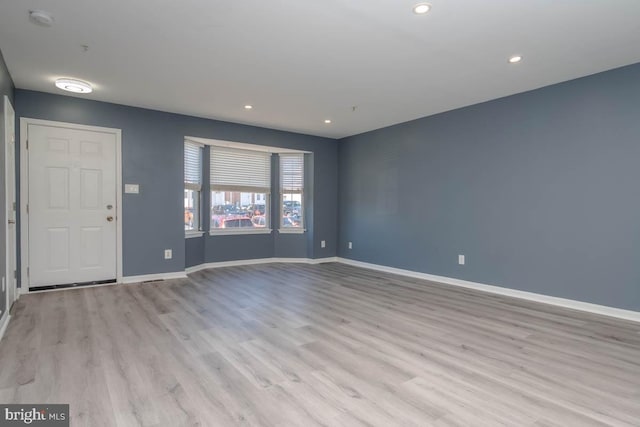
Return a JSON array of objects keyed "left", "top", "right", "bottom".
[
  {"left": 107, "top": 216, "right": 114, "bottom": 222},
  {"left": 8, "top": 220, "right": 15, "bottom": 224}
]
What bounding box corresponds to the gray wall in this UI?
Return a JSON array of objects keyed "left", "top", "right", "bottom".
[
  {"left": 0, "top": 49, "right": 15, "bottom": 316},
  {"left": 338, "top": 62, "right": 640, "bottom": 311},
  {"left": 15, "top": 90, "right": 338, "bottom": 282}
]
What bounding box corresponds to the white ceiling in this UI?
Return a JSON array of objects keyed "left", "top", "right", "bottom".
[{"left": 1, "top": 1, "right": 639, "bottom": 139}]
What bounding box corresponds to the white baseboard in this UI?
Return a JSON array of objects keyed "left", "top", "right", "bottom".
[
  {"left": 336, "top": 257, "right": 640, "bottom": 323},
  {"left": 185, "top": 257, "right": 338, "bottom": 275},
  {"left": 309, "top": 257, "right": 340, "bottom": 264},
  {"left": 0, "top": 312, "right": 10, "bottom": 343},
  {"left": 121, "top": 271, "right": 188, "bottom": 284}
]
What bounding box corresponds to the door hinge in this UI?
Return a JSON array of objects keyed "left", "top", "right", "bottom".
[
  {"left": 27, "top": 267, "right": 30, "bottom": 277},
  {"left": 13, "top": 270, "right": 16, "bottom": 279},
  {"left": 26, "top": 204, "right": 29, "bottom": 214},
  {"left": 12, "top": 202, "right": 16, "bottom": 211},
  {"left": 26, "top": 139, "right": 29, "bottom": 150}
]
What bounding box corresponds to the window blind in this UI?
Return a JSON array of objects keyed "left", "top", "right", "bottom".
[
  {"left": 280, "top": 153, "right": 304, "bottom": 192},
  {"left": 210, "top": 146, "right": 271, "bottom": 192},
  {"left": 184, "top": 141, "right": 203, "bottom": 191}
]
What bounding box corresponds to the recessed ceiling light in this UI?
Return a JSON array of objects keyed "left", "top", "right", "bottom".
[
  {"left": 55, "top": 78, "right": 93, "bottom": 94},
  {"left": 324, "top": 119, "right": 332, "bottom": 124},
  {"left": 508, "top": 55, "right": 523, "bottom": 64},
  {"left": 29, "top": 10, "right": 54, "bottom": 27},
  {"left": 413, "top": 3, "right": 431, "bottom": 14},
  {"left": 244, "top": 105, "right": 253, "bottom": 110}
]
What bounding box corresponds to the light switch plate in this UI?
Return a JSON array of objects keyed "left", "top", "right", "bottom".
[{"left": 125, "top": 184, "right": 140, "bottom": 194}]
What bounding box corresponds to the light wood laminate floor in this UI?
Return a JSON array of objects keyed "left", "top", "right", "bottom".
[{"left": 0, "top": 263, "right": 639, "bottom": 426}]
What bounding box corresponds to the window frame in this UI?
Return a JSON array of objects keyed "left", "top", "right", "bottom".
[
  {"left": 279, "top": 153, "right": 305, "bottom": 234},
  {"left": 209, "top": 146, "right": 273, "bottom": 236},
  {"left": 184, "top": 136, "right": 310, "bottom": 238},
  {"left": 184, "top": 140, "right": 204, "bottom": 237}
]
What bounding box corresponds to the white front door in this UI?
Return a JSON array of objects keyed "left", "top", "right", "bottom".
[
  {"left": 27, "top": 124, "right": 117, "bottom": 288},
  {"left": 4, "top": 96, "right": 16, "bottom": 305}
]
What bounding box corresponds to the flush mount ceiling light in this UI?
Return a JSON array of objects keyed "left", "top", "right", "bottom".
[
  {"left": 29, "top": 10, "right": 54, "bottom": 27},
  {"left": 55, "top": 78, "right": 93, "bottom": 94},
  {"left": 508, "top": 55, "right": 523, "bottom": 64},
  {"left": 324, "top": 119, "right": 332, "bottom": 124},
  {"left": 244, "top": 105, "right": 253, "bottom": 110},
  {"left": 413, "top": 3, "right": 431, "bottom": 14}
]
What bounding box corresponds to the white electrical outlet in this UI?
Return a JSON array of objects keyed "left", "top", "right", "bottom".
[
  {"left": 348, "top": 241, "right": 353, "bottom": 250},
  {"left": 164, "top": 249, "right": 172, "bottom": 259},
  {"left": 458, "top": 254, "right": 465, "bottom": 265},
  {"left": 321, "top": 240, "right": 326, "bottom": 248}
]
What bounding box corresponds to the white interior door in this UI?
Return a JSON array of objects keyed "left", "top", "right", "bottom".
[
  {"left": 4, "top": 96, "right": 16, "bottom": 305},
  {"left": 27, "top": 124, "right": 117, "bottom": 288}
]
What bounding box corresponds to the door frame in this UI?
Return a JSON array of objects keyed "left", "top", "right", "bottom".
[
  {"left": 4, "top": 96, "right": 16, "bottom": 309},
  {"left": 19, "top": 118, "right": 123, "bottom": 290}
]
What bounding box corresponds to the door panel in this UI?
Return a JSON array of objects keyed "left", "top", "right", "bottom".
[
  {"left": 47, "top": 228, "right": 70, "bottom": 270},
  {"left": 28, "top": 124, "right": 117, "bottom": 287},
  {"left": 80, "top": 169, "right": 102, "bottom": 209},
  {"left": 47, "top": 167, "right": 70, "bottom": 208},
  {"left": 80, "top": 227, "right": 102, "bottom": 268}
]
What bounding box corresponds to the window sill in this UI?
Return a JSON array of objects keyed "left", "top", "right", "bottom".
[
  {"left": 185, "top": 231, "right": 205, "bottom": 239},
  {"left": 278, "top": 228, "right": 306, "bottom": 234},
  {"left": 209, "top": 228, "right": 273, "bottom": 236}
]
